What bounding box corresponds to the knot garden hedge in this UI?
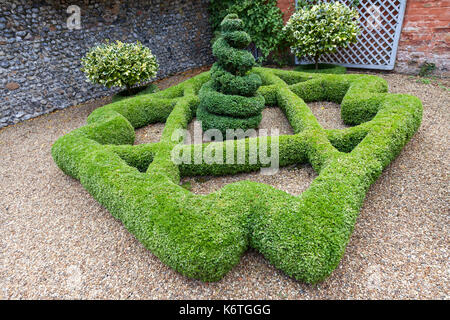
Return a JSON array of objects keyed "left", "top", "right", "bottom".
[{"left": 52, "top": 67, "right": 422, "bottom": 283}]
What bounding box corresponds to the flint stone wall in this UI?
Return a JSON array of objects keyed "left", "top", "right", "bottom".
[{"left": 0, "top": 0, "right": 214, "bottom": 127}]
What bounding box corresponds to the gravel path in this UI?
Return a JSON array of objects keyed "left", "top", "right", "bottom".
[{"left": 1, "top": 68, "right": 448, "bottom": 299}]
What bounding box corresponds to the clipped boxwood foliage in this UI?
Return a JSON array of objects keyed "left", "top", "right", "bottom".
[
  {"left": 210, "top": 64, "right": 262, "bottom": 97},
  {"left": 199, "top": 81, "right": 265, "bottom": 117},
  {"left": 52, "top": 66, "right": 422, "bottom": 284},
  {"left": 294, "top": 63, "right": 347, "bottom": 74},
  {"left": 197, "top": 14, "right": 265, "bottom": 134},
  {"left": 111, "top": 83, "right": 159, "bottom": 103},
  {"left": 197, "top": 104, "right": 263, "bottom": 133}
]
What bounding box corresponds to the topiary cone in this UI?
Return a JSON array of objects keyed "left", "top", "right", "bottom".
[{"left": 197, "top": 14, "right": 265, "bottom": 135}]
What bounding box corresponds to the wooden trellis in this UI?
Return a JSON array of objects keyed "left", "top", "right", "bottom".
[{"left": 294, "top": 0, "right": 407, "bottom": 70}]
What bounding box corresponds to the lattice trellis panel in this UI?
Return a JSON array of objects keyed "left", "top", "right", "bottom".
[{"left": 294, "top": 0, "right": 407, "bottom": 70}]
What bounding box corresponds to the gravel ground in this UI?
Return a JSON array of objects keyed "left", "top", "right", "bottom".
[{"left": 1, "top": 67, "right": 449, "bottom": 299}]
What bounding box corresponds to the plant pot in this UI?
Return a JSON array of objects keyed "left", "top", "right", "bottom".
[{"left": 294, "top": 63, "right": 346, "bottom": 74}]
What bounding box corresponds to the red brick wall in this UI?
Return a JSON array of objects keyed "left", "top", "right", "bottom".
[
  {"left": 277, "top": 0, "right": 450, "bottom": 75},
  {"left": 277, "top": 0, "right": 296, "bottom": 23},
  {"left": 397, "top": 0, "right": 450, "bottom": 74}
]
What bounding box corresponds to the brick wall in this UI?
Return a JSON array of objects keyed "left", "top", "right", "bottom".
[
  {"left": 277, "top": 0, "right": 449, "bottom": 75},
  {"left": 277, "top": 0, "right": 296, "bottom": 23},
  {"left": 396, "top": 0, "right": 449, "bottom": 75}
]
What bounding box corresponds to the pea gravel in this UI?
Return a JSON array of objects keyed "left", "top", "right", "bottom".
[{"left": 0, "top": 67, "right": 448, "bottom": 299}]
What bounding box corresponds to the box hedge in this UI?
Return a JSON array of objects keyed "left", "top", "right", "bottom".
[{"left": 52, "top": 67, "right": 422, "bottom": 283}]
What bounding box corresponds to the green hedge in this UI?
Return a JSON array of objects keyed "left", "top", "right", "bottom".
[
  {"left": 111, "top": 83, "right": 159, "bottom": 103},
  {"left": 210, "top": 64, "right": 262, "bottom": 96},
  {"left": 294, "top": 63, "right": 347, "bottom": 74},
  {"left": 196, "top": 104, "right": 263, "bottom": 133},
  {"left": 52, "top": 66, "right": 422, "bottom": 283},
  {"left": 199, "top": 81, "right": 265, "bottom": 117}
]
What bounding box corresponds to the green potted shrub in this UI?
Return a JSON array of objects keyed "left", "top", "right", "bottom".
[
  {"left": 283, "top": 2, "right": 359, "bottom": 74},
  {"left": 81, "top": 40, "right": 159, "bottom": 101}
]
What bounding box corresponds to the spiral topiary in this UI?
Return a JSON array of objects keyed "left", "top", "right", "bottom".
[{"left": 197, "top": 14, "right": 265, "bottom": 135}]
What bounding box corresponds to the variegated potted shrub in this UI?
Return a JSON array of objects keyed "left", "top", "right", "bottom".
[
  {"left": 283, "top": 1, "right": 360, "bottom": 74},
  {"left": 81, "top": 40, "right": 159, "bottom": 101}
]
